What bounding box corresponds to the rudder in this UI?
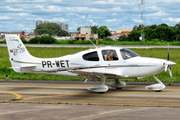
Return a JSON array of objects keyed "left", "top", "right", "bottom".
[{"left": 5, "top": 34, "right": 36, "bottom": 72}]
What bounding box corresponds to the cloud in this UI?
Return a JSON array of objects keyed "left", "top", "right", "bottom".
[
  {"left": 0, "top": 16, "right": 11, "bottom": 20},
  {"left": 163, "top": 17, "right": 180, "bottom": 23},
  {"left": 132, "top": 19, "right": 142, "bottom": 23},
  {"left": 18, "top": 13, "right": 29, "bottom": 16},
  {"left": 105, "top": 19, "right": 120, "bottom": 22},
  {"left": 91, "top": 0, "right": 130, "bottom": 5},
  {"left": 146, "top": 5, "right": 159, "bottom": 11},
  {"left": 146, "top": 10, "right": 168, "bottom": 18},
  {"left": 6, "top": 0, "right": 19, "bottom": 2},
  {"left": 5, "top": 6, "right": 23, "bottom": 11},
  {"left": 1, "top": 0, "right": 180, "bottom": 32}
]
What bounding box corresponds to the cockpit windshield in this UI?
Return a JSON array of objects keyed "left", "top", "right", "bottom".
[{"left": 120, "top": 48, "right": 139, "bottom": 60}]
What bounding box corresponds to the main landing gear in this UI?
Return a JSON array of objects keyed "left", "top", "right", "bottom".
[
  {"left": 87, "top": 75, "right": 108, "bottom": 93},
  {"left": 88, "top": 77, "right": 126, "bottom": 93},
  {"left": 145, "top": 75, "right": 165, "bottom": 92},
  {"left": 107, "top": 79, "right": 126, "bottom": 90}
]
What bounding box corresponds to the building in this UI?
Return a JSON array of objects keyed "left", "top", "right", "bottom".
[
  {"left": 71, "top": 27, "right": 98, "bottom": 40},
  {"left": 110, "top": 30, "right": 132, "bottom": 41},
  {"left": 36, "top": 20, "right": 43, "bottom": 27},
  {"left": 62, "top": 23, "right": 69, "bottom": 32},
  {"left": 80, "top": 27, "right": 91, "bottom": 34},
  {"left": 17, "top": 32, "right": 29, "bottom": 40},
  {"left": 57, "top": 22, "right": 62, "bottom": 27},
  {"left": 44, "top": 20, "right": 50, "bottom": 24},
  {"left": 115, "top": 30, "right": 132, "bottom": 36},
  {"left": 0, "top": 34, "right": 5, "bottom": 41}
]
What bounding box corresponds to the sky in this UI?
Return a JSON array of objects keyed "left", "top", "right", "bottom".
[{"left": 0, "top": 0, "right": 180, "bottom": 32}]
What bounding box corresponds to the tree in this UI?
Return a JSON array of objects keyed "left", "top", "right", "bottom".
[
  {"left": 34, "top": 23, "right": 62, "bottom": 35},
  {"left": 21, "top": 31, "right": 25, "bottom": 35},
  {"left": 133, "top": 25, "right": 139, "bottom": 31},
  {"left": 77, "top": 27, "right": 80, "bottom": 34},
  {"left": 21, "top": 36, "right": 28, "bottom": 43},
  {"left": 127, "top": 30, "right": 141, "bottom": 41},
  {"left": 174, "top": 22, "right": 180, "bottom": 31},
  {"left": 91, "top": 25, "right": 99, "bottom": 34},
  {"left": 97, "top": 28, "right": 104, "bottom": 39},
  {"left": 103, "top": 37, "right": 113, "bottom": 41},
  {"left": 28, "top": 35, "right": 56, "bottom": 44},
  {"left": 118, "top": 35, "right": 127, "bottom": 41},
  {"left": 58, "top": 30, "right": 70, "bottom": 36},
  {"left": 133, "top": 24, "right": 145, "bottom": 31},
  {"left": 160, "top": 23, "right": 169, "bottom": 27},
  {"left": 149, "top": 24, "right": 157, "bottom": 29},
  {"left": 99, "top": 26, "right": 112, "bottom": 39}
]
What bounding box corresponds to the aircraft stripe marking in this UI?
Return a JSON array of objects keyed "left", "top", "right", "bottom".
[
  {"left": 57, "top": 65, "right": 158, "bottom": 72},
  {"left": 0, "top": 90, "right": 21, "bottom": 99},
  {"left": 22, "top": 94, "right": 77, "bottom": 100}
]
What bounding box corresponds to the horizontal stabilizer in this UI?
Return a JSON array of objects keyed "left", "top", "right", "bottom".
[
  {"left": 10, "top": 64, "right": 37, "bottom": 69},
  {"left": 12, "top": 59, "right": 41, "bottom": 64}
]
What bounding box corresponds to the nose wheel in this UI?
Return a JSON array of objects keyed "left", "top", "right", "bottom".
[{"left": 145, "top": 76, "right": 165, "bottom": 92}]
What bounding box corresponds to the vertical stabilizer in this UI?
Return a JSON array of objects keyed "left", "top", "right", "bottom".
[{"left": 5, "top": 34, "right": 36, "bottom": 72}]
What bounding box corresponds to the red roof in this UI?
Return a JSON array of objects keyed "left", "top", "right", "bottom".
[{"left": 17, "top": 32, "right": 29, "bottom": 38}]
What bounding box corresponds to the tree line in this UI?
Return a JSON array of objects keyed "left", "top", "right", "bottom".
[
  {"left": 34, "top": 23, "right": 70, "bottom": 36},
  {"left": 33, "top": 22, "right": 180, "bottom": 43},
  {"left": 119, "top": 23, "right": 180, "bottom": 42}
]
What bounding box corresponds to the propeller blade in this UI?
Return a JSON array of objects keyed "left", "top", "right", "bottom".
[
  {"left": 84, "top": 79, "right": 88, "bottom": 83},
  {"left": 167, "top": 43, "right": 169, "bottom": 60},
  {"left": 168, "top": 67, "right": 172, "bottom": 78},
  {"left": 164, "top": 64, "right": 168, "bottom": 72}
]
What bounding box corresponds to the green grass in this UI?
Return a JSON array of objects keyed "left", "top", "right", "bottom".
[
  {"left": 0, "top": 47, "right": 180, "bottom": 83},
  {"left": 55, "top": 40, "right": 180, "bottom": 46},
  {"left": 2, "top": 38, "right": 180, "bottom": 46}
]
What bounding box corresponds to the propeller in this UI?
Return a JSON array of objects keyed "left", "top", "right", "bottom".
[{"left": 164, "top": 43, "right": 173, "bottom": 78}]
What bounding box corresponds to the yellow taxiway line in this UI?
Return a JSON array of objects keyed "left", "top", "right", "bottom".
[
  {"left": 21, "top": 91, "right": 180, "bottom": 100},
  {"left": 0, "top": 90, "right": 21, "bottom": 99}
]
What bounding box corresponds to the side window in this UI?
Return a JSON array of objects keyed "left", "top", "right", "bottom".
[
  {"left": 102, "top": 50, "right": 118, "bottom": 61},
  {"left": 120, "top": 48, "right": 139, "bottom": 60},
  {"left": 83, "top": 51, "right": 99, "bottom": 61}
]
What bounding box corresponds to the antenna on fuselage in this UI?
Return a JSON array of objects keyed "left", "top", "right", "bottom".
[{"left": 88, "top": 39, "right": 98, "bottom": 48}]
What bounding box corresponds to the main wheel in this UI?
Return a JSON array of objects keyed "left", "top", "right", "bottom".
[
  {"left": 155, "top": 90, "right": 161, "bottom": 92},
  {"left": 116, "top": 87, "right": 122, "bottom": 89},
  {"left": 98, "top": 92, "right": 105, "bottom": 94}
]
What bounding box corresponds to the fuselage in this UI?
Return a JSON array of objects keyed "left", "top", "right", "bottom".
[{"left": 14, "top": 46, "right": 176, "bottom": 80}]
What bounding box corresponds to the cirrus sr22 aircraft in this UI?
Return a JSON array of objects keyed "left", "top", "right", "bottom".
[{"left": 5, "top": 34, "right": 176, "bottom": 93}]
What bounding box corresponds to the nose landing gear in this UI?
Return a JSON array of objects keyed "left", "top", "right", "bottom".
[{"left": 145, "top": 76, "right": 165, "bottom": 92}]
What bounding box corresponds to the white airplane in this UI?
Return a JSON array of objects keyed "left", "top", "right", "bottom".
[{"left": 5, "top": 34, "right": 176, "bottom": 93}]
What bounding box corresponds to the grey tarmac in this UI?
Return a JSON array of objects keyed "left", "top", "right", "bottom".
[
  {"left": 0, "top": 80, "right": 180, "bottom": 120},
  {"left": 1, "top": 103, "right": 180, "bottom": 120}
]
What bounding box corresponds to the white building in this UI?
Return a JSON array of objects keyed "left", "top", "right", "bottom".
[
  {"left": 44, "top": 20, "right": 50, "bottom": 24},
  {"left": 71, "top": 27, "right": 98, "bottom": 40},
  {"left": 36, "top": 20, "right": 43, "bottom": 27},
  {"left": 61, "top": 23, "right": 69, "bottom": 32}
]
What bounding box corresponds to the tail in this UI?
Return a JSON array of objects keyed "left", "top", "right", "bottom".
[{"left": 5, "top": 34, "right": 38, "bottom": 73}]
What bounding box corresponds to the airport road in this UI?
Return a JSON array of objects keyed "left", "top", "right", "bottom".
[
  {"left": 1, "top": 81, "right": 180, "bottom": 120},
  {"left": 1, "top": 44, "right": 180, "bottom": 48}
]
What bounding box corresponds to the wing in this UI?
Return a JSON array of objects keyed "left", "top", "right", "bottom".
[{"left": 68, "top": 70, "right": 122, "bottom": 80}]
